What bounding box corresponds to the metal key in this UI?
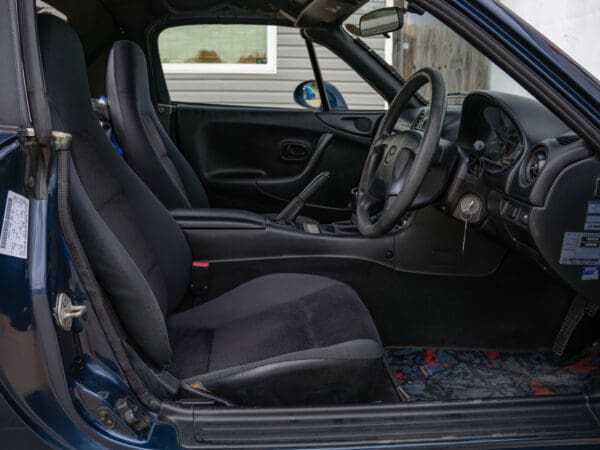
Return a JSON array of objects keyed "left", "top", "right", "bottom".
[
  {"left": 458, "top": 195, "right": 481, "bottom": 254},
  {"left": 461, "top": 209, "right": 472, "bottom": 254}
]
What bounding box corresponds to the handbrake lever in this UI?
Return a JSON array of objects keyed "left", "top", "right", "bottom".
[{"left": 276, "top": 172, "right": 330, "bottom": 222}]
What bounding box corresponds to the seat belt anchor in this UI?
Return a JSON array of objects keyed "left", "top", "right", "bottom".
[{"left": 191, "top": 261, "right": 210, "bottom": 297}]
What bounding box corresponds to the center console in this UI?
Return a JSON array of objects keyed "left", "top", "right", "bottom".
[
  {"left": 171, "top": 208, "right": 395, "bottom": 269},
  {"left": 171, "top": 206, "right": 505, "bottom": 277}
]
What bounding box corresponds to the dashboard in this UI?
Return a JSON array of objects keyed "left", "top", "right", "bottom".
[{"left": 409, "top": 91, "right": 599, "bottom": 301}]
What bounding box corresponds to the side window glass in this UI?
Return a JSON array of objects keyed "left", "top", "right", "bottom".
[
  {"left": 310, "top": 0, "right": 389, "bottom": 110},
  {"left": 314, "top": 43, "right": 386, "bottom": 110},
  {"left": 158, "top": 25, "right": 320, "bottom": 109}
]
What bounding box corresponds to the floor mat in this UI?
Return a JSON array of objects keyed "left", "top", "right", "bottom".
[{"left": 384, "top": 347, "right": 600, "bottom": 402}]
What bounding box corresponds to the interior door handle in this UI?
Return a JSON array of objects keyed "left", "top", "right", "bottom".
[{"left": 280, "top": 141, "right": 309, "bottom": 161}]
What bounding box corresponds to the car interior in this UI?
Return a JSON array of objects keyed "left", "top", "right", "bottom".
[{"left": 33, "top": 0, "right": 600, "bottom": 413}]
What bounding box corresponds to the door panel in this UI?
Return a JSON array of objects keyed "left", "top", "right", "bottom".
[{"left": 174, "top": 103, "right": 383, "bottom": 221}]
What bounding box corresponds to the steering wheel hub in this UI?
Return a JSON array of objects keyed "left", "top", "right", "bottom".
[
  {"left": 356, "top": 68, "right": 447, "bottom": 237},
  {"left": 383, "top": 146, "right": 398, "bottom": 165}
]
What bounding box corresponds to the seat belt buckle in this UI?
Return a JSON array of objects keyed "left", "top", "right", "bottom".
[{"left": 191, "top": 261, "right": 210, "bottom": 297}]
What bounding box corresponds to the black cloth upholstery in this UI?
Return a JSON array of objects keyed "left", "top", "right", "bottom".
[
  {"left": 168, "top": 274, "right": 382, "bottom": 404},
  {"left": 38, "top": 14, "right": 383, "bottom": 405},
  {"left": 38, "top": 15, "right": 190, "bottom": 366},
  {"left": 107, "top": 40, "right": 209, "bottom": 210}
]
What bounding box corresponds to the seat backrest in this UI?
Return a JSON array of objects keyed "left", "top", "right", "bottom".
[
  {"left": 106, "top": 40, "right": 209, "bottom": 210},
  {"left": 38, "top": 14, "right": 191, "bottom": 367}
]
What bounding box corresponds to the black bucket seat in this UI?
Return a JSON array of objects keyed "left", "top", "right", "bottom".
[{"left": 38, "top": 14, "right": 383, "bottom": 405}]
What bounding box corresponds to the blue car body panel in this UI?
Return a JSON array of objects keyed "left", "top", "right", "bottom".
[
  {"left": 0, "top": 135, "right": 180, "bottom": 448},
  {"left": 1, "top": 0, "right": 600, "bottom": 448}
]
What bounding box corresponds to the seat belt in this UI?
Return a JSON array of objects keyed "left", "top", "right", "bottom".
[
  {"left": 91, "top": 96, "right": 124, "bottom": 156},
  {"left": 552, "top": 294, "right": 599, "bottom": 360}
]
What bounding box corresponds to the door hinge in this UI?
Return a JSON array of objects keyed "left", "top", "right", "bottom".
[
  {"left": 53, "top": 293, "right": 87, "bottom": 331},
  {"left": 116, "top": 396, "right": 151, "bottom": 432}
]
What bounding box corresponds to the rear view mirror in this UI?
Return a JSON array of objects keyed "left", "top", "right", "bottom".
[{"left": 359, "top": 7, "right": 403, "bottom": 37}]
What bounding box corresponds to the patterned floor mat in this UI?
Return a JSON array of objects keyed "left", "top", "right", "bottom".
[{"left": 384, "top": 347, "right": 600, "bottom": 402}]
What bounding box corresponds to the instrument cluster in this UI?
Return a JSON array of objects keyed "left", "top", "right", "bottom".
[{"left": 476, "top": 106, "right": 523, "bottom": 172}]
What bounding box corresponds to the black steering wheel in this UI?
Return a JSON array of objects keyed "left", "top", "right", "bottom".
[{"left": 356, "top": 67, "right": 447, "bottom": 237}]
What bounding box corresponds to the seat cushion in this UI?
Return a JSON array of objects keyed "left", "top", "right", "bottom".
[{"left": 167, "top": 274, "right": 383, "bottom": 404}]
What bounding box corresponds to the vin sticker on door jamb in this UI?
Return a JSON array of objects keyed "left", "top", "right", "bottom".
[
  {"left": 559, "top": 232, "right": 600, "bottom": 265},
  {"left": 0, "top": 191, "right": 29, "bottom": 259}
]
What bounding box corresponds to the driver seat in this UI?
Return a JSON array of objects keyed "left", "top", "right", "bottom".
[{"left": 38, "top": 14, "right": 383, "bottom": 405}]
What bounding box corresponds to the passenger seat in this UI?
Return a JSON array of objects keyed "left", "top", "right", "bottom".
[
  {"left": 106, "top": 40, "right": 209, "bottom": 210},
  {"left": 106, "top": 40, "right": 319, "bottom": 224}
]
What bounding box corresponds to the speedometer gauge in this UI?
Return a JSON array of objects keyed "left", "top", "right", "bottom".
[{"left": 480, "top": 106, "right": 523, "bottom": 172}]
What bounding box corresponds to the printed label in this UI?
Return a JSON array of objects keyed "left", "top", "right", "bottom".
[
  {"left": 585, "top": 221, "right": 600, "bottom": 231},
  {"left": 582, "top": 266, "right": 600, "bottom": 281},
  {"left": 559, "top": 232, "right": 600, "bottom": 265},
  {"left": 585, "top": 201, "right": 600, "bottom": 230},
  {"left": 0, "top": 191, "right": 29, "bottom": 259},
  {"left": 588, "top": 201, "right": 600, "bottom": 215}
]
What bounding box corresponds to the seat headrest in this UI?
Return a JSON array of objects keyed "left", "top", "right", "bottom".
[
  {"left": 107, "top": 40, "right": 153, "bottom": 108},
  {"left": 37, "top": 14, "right": 96, "bottom": 133}
]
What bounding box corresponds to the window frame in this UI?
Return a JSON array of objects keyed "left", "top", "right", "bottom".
[{"left": 160, "top": 25, "right": 278, "bottom": 75}]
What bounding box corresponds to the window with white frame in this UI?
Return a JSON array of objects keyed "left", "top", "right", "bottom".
[{"left": 159, "top": 24, "right": 277, "bottom": 74}]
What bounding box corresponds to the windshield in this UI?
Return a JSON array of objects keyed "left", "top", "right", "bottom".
[{"left": 347, "top": 1, "right": 599, "bottom": 102}]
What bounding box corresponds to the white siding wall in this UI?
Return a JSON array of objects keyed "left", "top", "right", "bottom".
[
  {"left": 315, "top": 34, "right": 386, "bottom": 109},
  {"left": 164, "top": 8, "right": 387, "bottom": 109},
  {"left": 165, "top": 27, "right": 315, "bottom": 108}
]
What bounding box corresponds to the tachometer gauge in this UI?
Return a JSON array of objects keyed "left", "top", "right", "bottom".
[{"left": 481, "top": 106, "right": 523, "bottom": 172}]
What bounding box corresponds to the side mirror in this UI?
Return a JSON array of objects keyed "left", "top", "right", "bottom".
[
  {"left": 359, "top": 7, "right": 403, "bottom": 37},
  {"left": 293, "top": 81, "right": 349, "bottom": 110}
]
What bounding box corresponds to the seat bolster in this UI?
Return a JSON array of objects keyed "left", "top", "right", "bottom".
[
  {"left": 185, "top": 339, "right": 383, "bottom": 405},
  {"left": 69, "top": 165, "right": 173, "bottom": 366},
  {"left": 153, "top": 112, "right": 210, "bottom": 208}
]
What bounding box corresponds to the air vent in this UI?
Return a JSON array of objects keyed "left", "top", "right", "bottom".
[
  {"left": 556, "top": 135, "right": 581, "bottom": 146},
  {"left": 525, "top": 145, "right": 548, "bottom": 184},
  {"left": 412, "top": 110, "right": 428, "bottom": 130}
]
